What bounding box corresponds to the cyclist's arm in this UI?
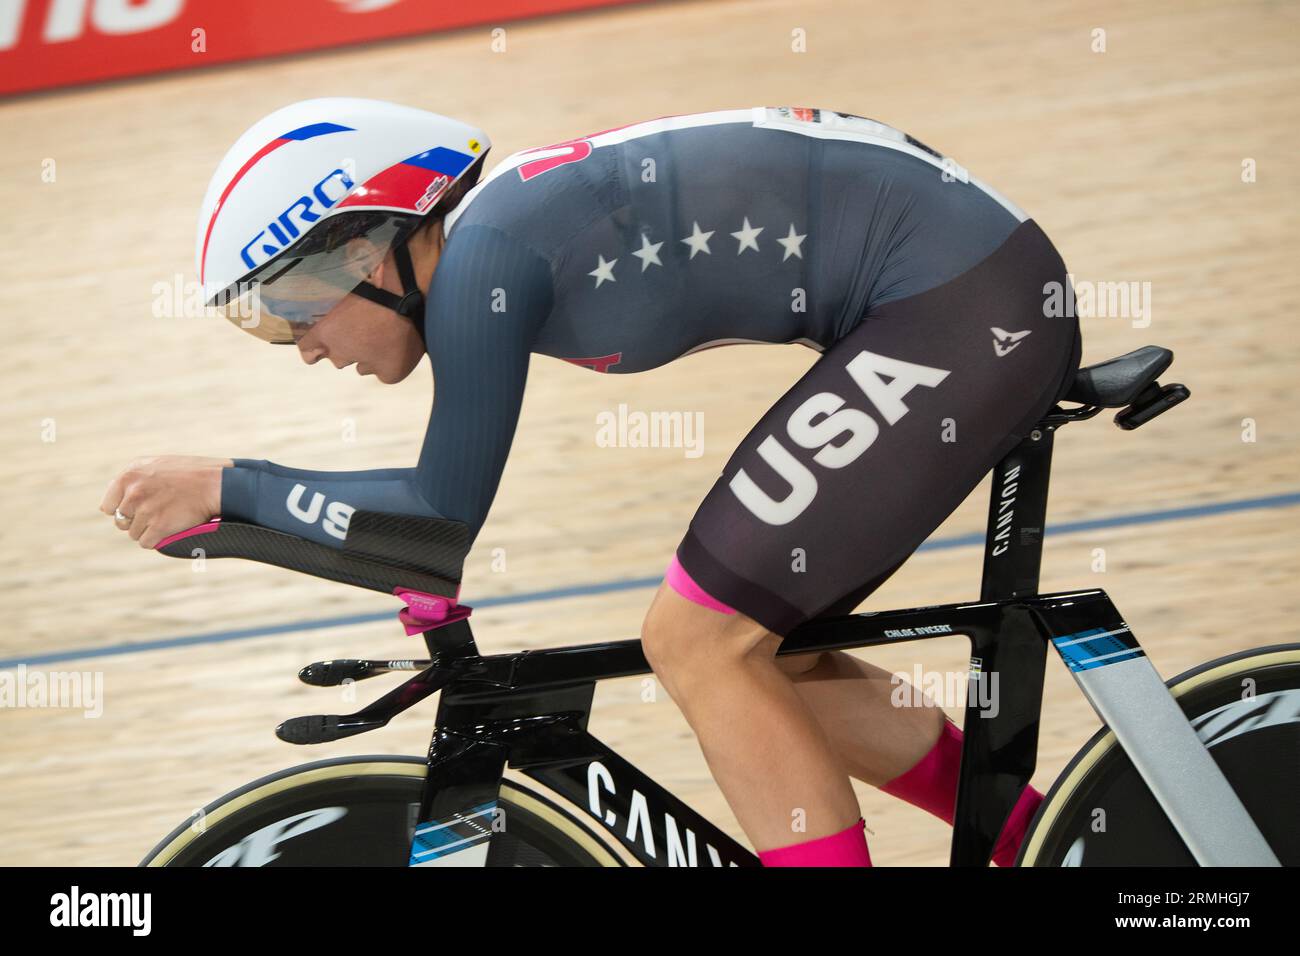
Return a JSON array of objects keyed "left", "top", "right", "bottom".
[
  {"left": 218, "top": 225, "right": 552, "bottom": 550},
  {"left": 231, "top": 462, "right": 415, "bottom": 481},
  {"left": 219, "top": 465, "right": 437, "bottom": 542},
  {"left": 413, "top": 225, "right": 552, "bottom": 536}
]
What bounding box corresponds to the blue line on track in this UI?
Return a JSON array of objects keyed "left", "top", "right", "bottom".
[{"left": 5, "top": 490, "right": 1298, "bottom": 669}]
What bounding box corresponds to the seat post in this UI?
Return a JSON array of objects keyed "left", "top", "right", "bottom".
[{"left": 978, "top": 425, "right": 1057, "bottom": 602}]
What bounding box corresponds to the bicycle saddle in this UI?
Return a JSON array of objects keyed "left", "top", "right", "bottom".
[{"left": 1065, "top": 346, "right": 1173, "bottom": 408}]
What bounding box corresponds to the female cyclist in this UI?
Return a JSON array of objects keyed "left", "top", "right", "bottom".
[{"left": 103, "top": 98, "right": 1081, "bottom": 867}]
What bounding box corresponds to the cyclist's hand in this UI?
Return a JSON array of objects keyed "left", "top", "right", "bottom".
[{"left": 101, "top": 455, "right": 232, "bottom": 549}]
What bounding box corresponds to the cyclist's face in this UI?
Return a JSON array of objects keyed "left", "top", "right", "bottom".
[{"left": 294, "top": 254, "right": 426, "bottom": 384}]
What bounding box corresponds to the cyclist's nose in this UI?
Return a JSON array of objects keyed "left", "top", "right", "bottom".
[{"left": 297, "top": 339, "right": 325, "bottom": 365}]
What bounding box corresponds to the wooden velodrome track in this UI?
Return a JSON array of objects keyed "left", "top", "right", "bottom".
[{"left": 1, "top": 0, "right": 1297, "bottom": 866}]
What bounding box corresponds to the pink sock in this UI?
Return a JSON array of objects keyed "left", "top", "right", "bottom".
[
  {"left": 880, "top": 718, "right": 1044, "bottom": 867},
  {"left": 758, "top": 817, "right": 873, "bottom": 867}
]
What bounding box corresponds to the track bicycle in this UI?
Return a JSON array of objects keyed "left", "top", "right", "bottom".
[{"left": 141, "top": 345, "right": 1298, "bottom": 866}]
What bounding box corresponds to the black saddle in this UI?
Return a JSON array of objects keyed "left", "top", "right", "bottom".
[{"left": 1065, "top": 346, "right": 1173, "bottom": 408}]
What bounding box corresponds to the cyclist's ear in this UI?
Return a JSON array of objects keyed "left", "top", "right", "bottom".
[{"left": 341, "top": 236, "right": 385, "bottom": 284}]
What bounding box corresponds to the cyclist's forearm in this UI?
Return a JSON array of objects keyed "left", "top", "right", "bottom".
[
  {"left": 232, "top": 458, "right": 415, "bottom": 483},
  {"left": 221, "top": 462, "right": 443, "bottom": 546}
]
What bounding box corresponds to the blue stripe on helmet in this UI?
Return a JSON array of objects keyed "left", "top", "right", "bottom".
[
  {"left": 280, "top": 122, "right": 354, "bottom": 141},
  {"left": 403, "top": 147, "right": 475, "bottom": 177}
]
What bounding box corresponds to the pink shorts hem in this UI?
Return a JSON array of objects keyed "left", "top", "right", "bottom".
[{"left": 665, "top": 554, "right": 736, "bottom": 615}]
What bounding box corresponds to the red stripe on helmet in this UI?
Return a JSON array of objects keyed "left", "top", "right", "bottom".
[
  {"left": 199, "top": 136, "right": 292, "bottom": 285},
  {"left": 335, "top": 160, "right": 451, "bottom": 214}
]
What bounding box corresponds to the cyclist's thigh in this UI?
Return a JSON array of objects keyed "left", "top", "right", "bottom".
[{"left": 674, "top": 219, "right": 1081, "bottom": 636}]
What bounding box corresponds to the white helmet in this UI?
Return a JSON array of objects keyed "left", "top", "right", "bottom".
[{"left": 196, "top": 97, "right": 490, "bottom": 344}]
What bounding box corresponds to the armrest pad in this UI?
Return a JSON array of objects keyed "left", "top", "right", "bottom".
[{"left": 155, "top": 511, "right": 468, "bottom": 598}]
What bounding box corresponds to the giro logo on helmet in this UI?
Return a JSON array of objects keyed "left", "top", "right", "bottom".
[
  {"left": 199, "top": 98, "right": 492, "bottom": 344},
  {"left": 239, "top": 168, "right": 357, "bottom": 269}
]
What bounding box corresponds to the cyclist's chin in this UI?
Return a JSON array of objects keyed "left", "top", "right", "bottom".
[{"left": 369, "top": 350, "right": 424, "bottom": 385}]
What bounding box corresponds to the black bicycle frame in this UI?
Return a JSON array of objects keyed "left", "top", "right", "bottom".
[{"left": 398, "top": 416, "right": 1132, "bottom": 867}]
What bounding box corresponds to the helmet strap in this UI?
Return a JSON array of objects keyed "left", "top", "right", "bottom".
[{"left": 349, "top": 242, "right": 427, "bottom": 346}]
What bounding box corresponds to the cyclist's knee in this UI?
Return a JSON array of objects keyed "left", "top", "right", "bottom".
[
  {"left": 641, "top": 582, "right": 775, "bottom": 684},
  {"left": 775, "top": 651, "right": 825, "bottom": 677}
]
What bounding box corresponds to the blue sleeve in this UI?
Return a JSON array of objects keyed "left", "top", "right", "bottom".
[
  {"left": 234, "top": 460, "right": 414, "bottom": 482},
  {"left": 219, "top": 463, "right": 438, "bottom": 543},
  {"left": 218, "top": 225, "right": 552, "bottom": 549},
  {"left": 415, "top": 225, "right": 553, "bottom": 535}
]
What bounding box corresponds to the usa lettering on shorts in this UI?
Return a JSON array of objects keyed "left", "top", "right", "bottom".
[{"left": 729, "top": 349, "right": 950, "bottom": 525}]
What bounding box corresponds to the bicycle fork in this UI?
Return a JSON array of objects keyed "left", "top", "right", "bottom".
[{"left": 1038, "top": 597, "right": 1280, "bottom": 867}]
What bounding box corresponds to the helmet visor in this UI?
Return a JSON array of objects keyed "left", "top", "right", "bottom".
[{"left": 211, "top": 211, "right": 417, "bottom": 344}]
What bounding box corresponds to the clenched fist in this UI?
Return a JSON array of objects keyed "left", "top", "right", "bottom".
[{"left": 101, "top": 455, "right": 232, "bottom": 549}]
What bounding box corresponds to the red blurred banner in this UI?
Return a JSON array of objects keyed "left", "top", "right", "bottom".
[{"left": 1, "top": 0, "right": 647, "bottom": 96}]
